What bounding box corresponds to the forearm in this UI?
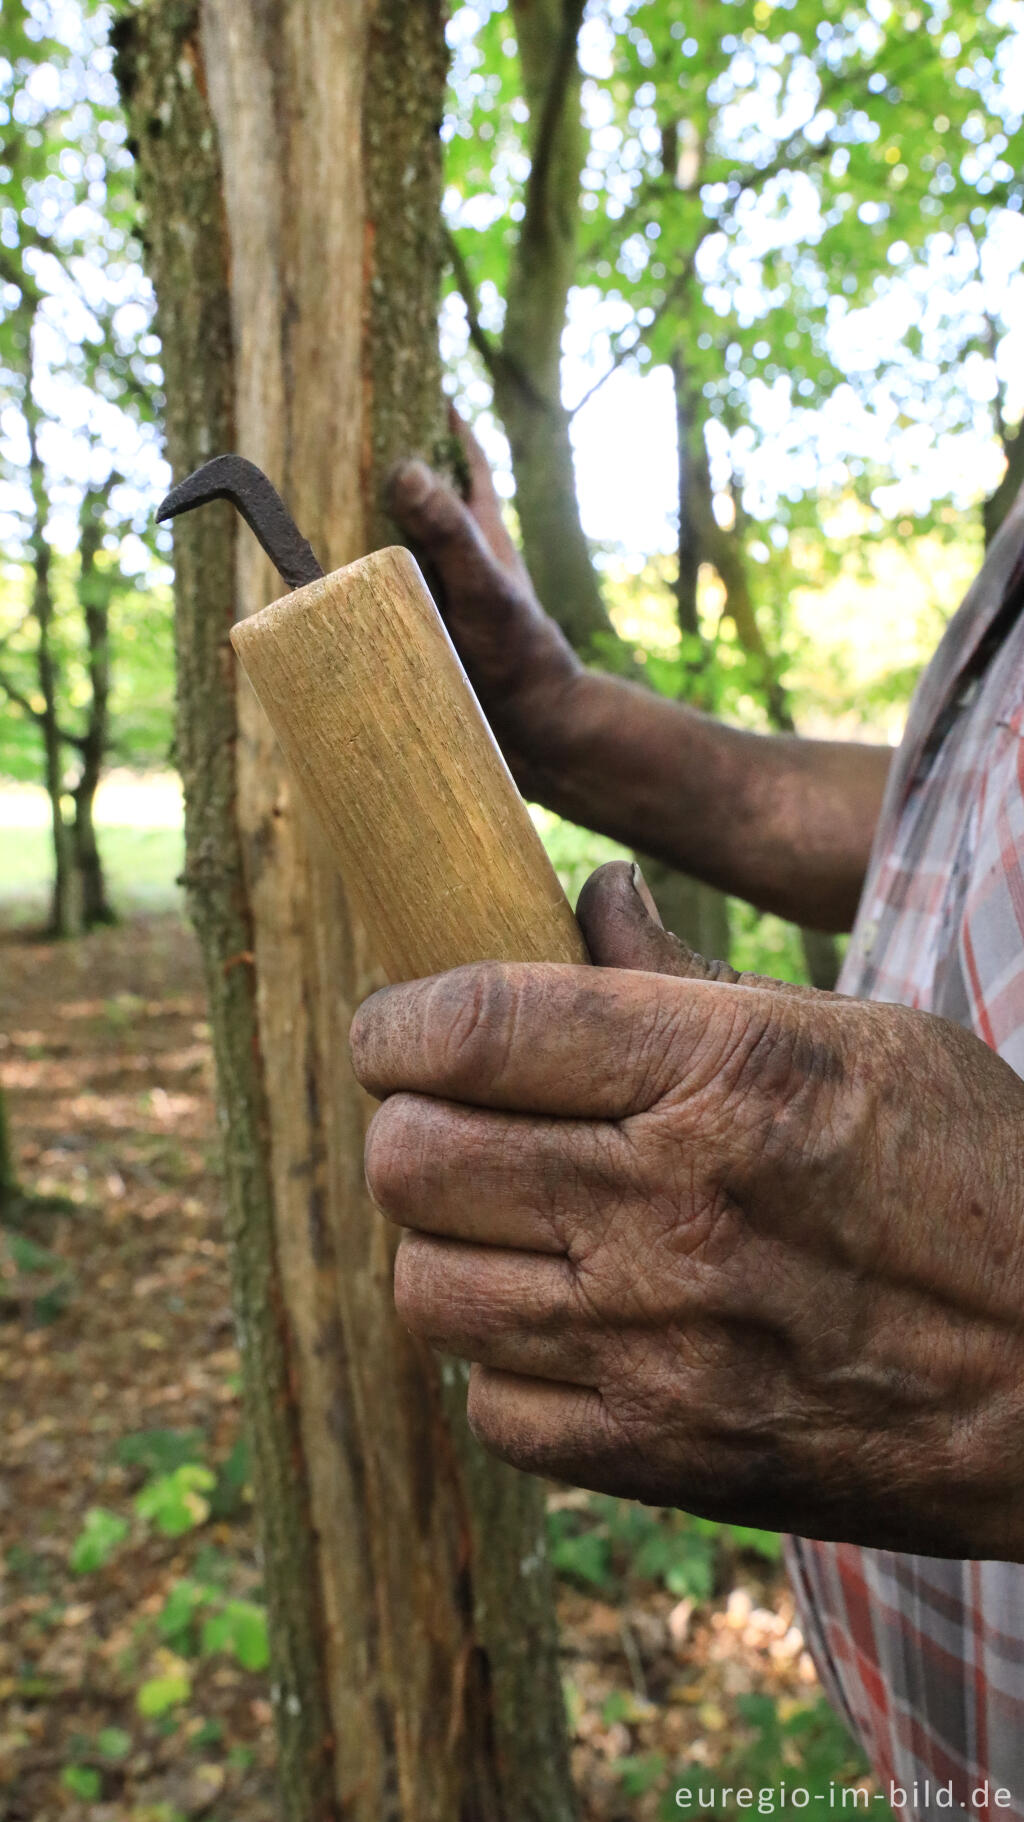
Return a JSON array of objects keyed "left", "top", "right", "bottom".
[{"left": 525, "top": 670, "right": 893, "bottom": 932}]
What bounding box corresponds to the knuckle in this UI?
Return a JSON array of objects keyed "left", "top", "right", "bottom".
[
  {"left": 465, "top": 1365, "right": 504, "bottom": 1451},
  {"left": 624, "top": 991, "right": 692, "bottom": 1109},
  {"left": 364, "top": 1094, "right": 424, "bottom": 1220},
  {"left": 427, "top": 963, "right": 516, "bottom": 1091},
  {"left": 392, "top": 1232, "right": 442, "bottom": 1334}
]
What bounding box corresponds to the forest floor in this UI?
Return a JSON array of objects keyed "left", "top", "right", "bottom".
[{"left": 0, "top": 913, "right": 873, "bottom": 1822}]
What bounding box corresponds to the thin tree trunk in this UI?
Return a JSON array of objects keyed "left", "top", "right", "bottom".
[
  {"left": 0, "top": 1087, "right": 18, "bottom": 1223},
  {"left": 74, "top": 489, "right": 116, "bottom": 927},
  {"left": 672, "top": 363, "right": 839, "bottom": 989},
  {"left": 117, "top": 6, "right": 576, "bottom": 1821},
  {"left": 22, "top": 355, "right": 78, "bottom": 938},
  {"left": 652, "top": 352, "right": 733, "bottom": 961},
  {"left": 488, "top": 0, "right": 613, "bottom": 650}
]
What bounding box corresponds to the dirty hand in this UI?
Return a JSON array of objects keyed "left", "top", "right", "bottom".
[
  {"left": 350, "top": 861, "right": 1024, "bottom": 1559},
  {"left": 388, "top": 410, "right": 580, "bottom": 791}
]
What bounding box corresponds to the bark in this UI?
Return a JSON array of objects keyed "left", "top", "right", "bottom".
[
  {"left": 73, "top": 486, "right": 116, "bottom": 928},
  {"left": 116, "top": 7, "right": 575, "bottom": 1821}
]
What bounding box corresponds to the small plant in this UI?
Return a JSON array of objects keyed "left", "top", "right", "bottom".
[
  {"left": 1, "top": 1229, "right": 74, "bottom": 1323},
  {"left": 548, "top": 1495, "right": 782, "bottom": 1601},
  {"left": 158, "top": 1577, "right": 209, "bottom": 1652},
  {"left": 137, "top": 1655, "right": 192, "bottom": 1718},
  {"left": 157, "top": 1577, "right": 269, "bottom": 1672},
  {"left": 116, "top": 1428, "right": 207, "bottom": 1478},
  {"left": 615, "top": 1752, "right": 666, "bottom": 1800},
  {"left": 135, "top": 1464, "right": 216, "bottom": 1537},
  {"left": 61, "top": 1764, "right": 102, "bottom": 1800},
  {"left": 96, "top": 1725, "right": 132, "bottom": 1761},
  {"left": 668, "top": 1694, "right": 875, "bottom": 1820},
  {"left": 200, "top": 1599, "right": 269, "bottom": 1672},
  {"left": 69, "top": 1507, "right": 130, "bottom": 1574}
]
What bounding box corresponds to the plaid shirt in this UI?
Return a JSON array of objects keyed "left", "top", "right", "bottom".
[{"left": 786, "top": 481, "right": 1024, "bottom": 1821}]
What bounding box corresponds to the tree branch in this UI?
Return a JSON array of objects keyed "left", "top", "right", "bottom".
[
  {"left": 569, "top": 234, "right": 708, "bottom": 417},
  {"left": 0, "top": 665, "right": 88, "bottom": 751},
  {"left": 444, "top": 226, "right": 500, "bottom": 375},
  {"left": 0, "top": 665, "right": 44, "bottom": 726},
  {"left": 983, "top": 311, "right": 1010, "bottom": 450},
  {"left": 523, "top": 0, "right": 586, "bottom": 234}
]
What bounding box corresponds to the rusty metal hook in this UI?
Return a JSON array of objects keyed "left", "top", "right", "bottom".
[{"left": 156, "top": 455, "right": 324, "bottom": 593}]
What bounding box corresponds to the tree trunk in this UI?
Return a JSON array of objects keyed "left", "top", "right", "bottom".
[
  {"left": 116, "top": 7, "right": 576, "bottom": 1822},
  {"left": 660, "top": 353, "right": 732, "bottom": 960},
  {"left": 23, "top": 359, "right": 78, "bottom": 939},
  {"left": 487, "top": 0, "right": 613, "bottom": 651},
  {"left": 672, "top": 362, "right": 839, "bottom": 990},
  {"left": 74, "top": 490, "right": 116, "bottom": 928},
  {"left": 72, "top": 788, "right": 112, "bottom": 928},
  {"left": 0, "top": 1087, "right": 18, "bottom": 1223}
]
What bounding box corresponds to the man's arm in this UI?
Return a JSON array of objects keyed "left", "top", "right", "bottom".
[
  {"left": 389, "top": 441, "right": 891, "bottom": 934},
  {"left": 527, "top": 675, "right": 890, "bottom": 933}
]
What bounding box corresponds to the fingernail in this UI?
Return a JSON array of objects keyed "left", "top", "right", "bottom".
[
  {"left": 631, "top": 862, "right": 664, "bottom": 927},
  {"left": 390, "top": 458, "right": 432, "bottom": 507}
]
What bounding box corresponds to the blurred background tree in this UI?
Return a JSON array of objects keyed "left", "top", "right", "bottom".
[
  {"left": 0, "top": 0, "right": 168, "bottom": 935},
  {"left": 442, "top": 0, "right": 1023, "bottom": 973},
  {"left": 1, "top": 2, "right": 1023, "bottom": 1814}
]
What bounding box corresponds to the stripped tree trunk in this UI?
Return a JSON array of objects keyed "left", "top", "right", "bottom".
[{"left": 116, "top": 5, "right": 576, "bottom": 1820}]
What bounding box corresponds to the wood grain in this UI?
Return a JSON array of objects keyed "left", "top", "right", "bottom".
[{"left": 230, "top": 544, "right": 588, "bottom": 979}]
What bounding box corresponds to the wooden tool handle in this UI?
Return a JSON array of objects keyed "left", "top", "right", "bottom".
[{"left": 230, "top": 546, "right": 588, "bottom": 981}]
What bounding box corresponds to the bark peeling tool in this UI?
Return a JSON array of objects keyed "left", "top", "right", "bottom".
[{"left": 157, "top": 455, "right": 587, "bottom": 981}]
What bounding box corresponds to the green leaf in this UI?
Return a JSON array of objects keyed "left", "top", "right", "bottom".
[
  {"left": 137, "top": 1665, "right": 191, "bottom": 1717},
  {"left": 158, "top": 1578, "right": 210, "bottom": 1650},
  {"left": 200, "top": 1599, "right": 270, "bottom": 1672},
  {"left": 135, "top": 1464, "right": 216, "bottom": 1538},
  {"left": 69, "top": 1507, "right": 130, "bottom": 1574},
  {"left": 61, "top": 1764, "right": 102, "bottom": 1800},
  {"left": 96, "top": 1726, "right": 132, "bottom": 1761},
  {"left": 616, "top": 1753, "right": 666, "bottom": 1799}
]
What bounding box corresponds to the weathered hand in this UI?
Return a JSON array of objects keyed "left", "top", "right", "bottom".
[
  {"left": 350, "top": 862, "right": 1024, "bottom": 1559},
  {"left": 387, "top": 408, "right": 580, "bottom": 792}
]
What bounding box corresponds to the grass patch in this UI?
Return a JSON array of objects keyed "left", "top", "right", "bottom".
[{"left": 0, "top": 824, "right": 184, "bottom": 924}]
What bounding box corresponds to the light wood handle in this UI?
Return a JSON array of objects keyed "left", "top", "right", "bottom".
[{"left": 230, "top": 546, "right": 588, "bottom": 981}]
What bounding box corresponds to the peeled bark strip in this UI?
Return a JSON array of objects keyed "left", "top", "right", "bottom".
[{"left": 117, "top": 5, "right": 576, "bottom": 1819}]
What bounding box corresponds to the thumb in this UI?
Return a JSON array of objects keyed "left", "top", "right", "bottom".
[
  {"left": 576, "top": 862, "right": 738, "bottom": 981},
  {"left": 576, "top": 861, "right": 822, "bottom": 998}
]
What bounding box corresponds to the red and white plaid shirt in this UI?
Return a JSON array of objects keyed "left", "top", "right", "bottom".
[{"left": 787, "top": 481, "right": 1024, "bottom": 1821}]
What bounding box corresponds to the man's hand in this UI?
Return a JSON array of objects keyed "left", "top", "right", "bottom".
[
  {"left": 388, "top": 411, "right": 581, "bottom": 795},
  {"left": 389, "top": 416, "right": 889, "bottom": 930},
  {"left": 351, "top": 862, "right": 1024, "bottom": 1560}
]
